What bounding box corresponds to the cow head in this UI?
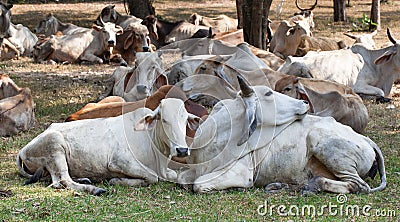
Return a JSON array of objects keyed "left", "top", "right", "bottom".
[
  {"left": 274, "top": 75, "right": 315, "bottom": 113},
  {"left": 121, "top": 24, "right": 151, "bottom": 53},
  {"left": 0, "top": 2, "right": 13, "bottom": 39},
  {"left": 92, "top": 20, "right": 123, "bottom": 49},
  {"left": 34, "top": 13, "right": 57, "bottom": 36},
  {"left": 237, "top": 75, "right": 309, "bottom": 145},
  {"left": 188, "top": 13, "right": 203, "bottom": 26},
  {"left": 134, "top": 98, "right": 201, "bottom": 157},
  {"left": 95, "top": 5, "right": 118, "bottom": 26},
  {"left": 294, "top": 0, "right": 317, "bottom": 29},
  {"left": 344, "top": 30, "right": 377, "bottom": 49},
  {"left": 141, "top": 15, "right": 158, "bottom": 40},
  {"left": 0, "top": 74, "right": 21, "bottom": 99},
  {"left": 374, "top": 28, "right": 400, "bottom": 68},
  {"left": 124, "top": 52, "right": 168, "bottom": 101}
]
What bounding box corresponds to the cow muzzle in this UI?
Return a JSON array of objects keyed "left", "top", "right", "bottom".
[
  {"left": 176, "top": 147, "right": 189, "bottom": 157},
  {"left": 143, "top": 46, "right": 149, "bottom": 52},
  {"left": 107, "top": 40, "right": 115, "bottom": 47}
]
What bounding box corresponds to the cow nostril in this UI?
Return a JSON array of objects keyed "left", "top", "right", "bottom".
[
  {"left": 143, "top": 47, "right": 149, "bottom": 52},
  {"left": 303, "top": 100, "right": 309, "bottom": 104},
  {"left": 108, "top": 40, "right": 115, "bottom": 45},
  {"left": 176, "top": 148, "right": 189, "bottom": 157}
]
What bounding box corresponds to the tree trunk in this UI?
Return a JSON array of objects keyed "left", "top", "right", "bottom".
[
  {"left": 242, "top": 0, "right": 272, "bottom": 49},
  {"left": 236, "top": 0, "right": 244, "bottom": 29},
  {"left": 370, "top": 0, "right": 380, "bottom": 30},
  {"left": 126, "top": 0, "right": 156, "bottom": 19},
  {"left": 333, "top": 0, "right": 346, "bottom": 22}
]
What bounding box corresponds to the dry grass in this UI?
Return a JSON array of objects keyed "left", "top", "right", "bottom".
[{"left": 0, "top": 0, "right": 399, "bottom": 220}]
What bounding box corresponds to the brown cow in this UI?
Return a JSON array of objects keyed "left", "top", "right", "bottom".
[
  {"left": 295, "top": 35, "right": 347, "bottom": 57},
  {"left": 275, "top": 75, "right": 368, "bottom": 133},
  {"left": 0, "top": 74, "right": 35, "bottom": 136}
]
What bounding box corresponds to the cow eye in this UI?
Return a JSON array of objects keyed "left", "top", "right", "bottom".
[
  {"left": 284, "top": 86, "right": 292, "bottom": 91},
  {"left": 265, "top": 91, "right": 273, "bottom": 96}
]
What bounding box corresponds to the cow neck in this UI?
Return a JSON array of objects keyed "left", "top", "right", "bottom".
[{"left": 148, "top": 119, "right": 172, "bottom": 179}]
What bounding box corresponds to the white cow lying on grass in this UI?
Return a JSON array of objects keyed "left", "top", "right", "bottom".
[
  {"left": 178, "top": 76, "right": 386, "bottom": 194},
  {"left": 17, "top": 98, "right": 201, "bottom": 195}
]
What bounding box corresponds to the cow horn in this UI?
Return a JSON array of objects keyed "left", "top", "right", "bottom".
[
  {"left": 296, "top": 0, "right": 317, "bottom": 11},
  {"left": 387, "top": 28, "right": 397, "bottom": 44},
  {"left": 99, "top": 15, "right": 105, "bottom": 26},
  {"left": 344, "top": 32, "right": 356, "bottom": 39},
  {"left": 237, "top": 75, "right": 254, "bottom": 97},
  {"left": 237, "top": 74, "right": 257, "bottom": 146}
]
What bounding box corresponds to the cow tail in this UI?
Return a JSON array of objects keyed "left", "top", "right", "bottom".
[
  {"left": 369, "top": 142, "right": 387, "bottom": 192},
  {"left": 16, "top": 154, "right": 45, "bottom": 185},
  {"left": 16, "top": 154, "right": 32, "bottom": 178}
]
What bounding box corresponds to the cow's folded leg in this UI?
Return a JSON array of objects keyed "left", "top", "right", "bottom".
[
  {"left": 302, "top": 176, "right": 360, "bottom": 195},
  {"left": 73, "top": 178, "right": 92, "bottom": 184},
  {"left": 264, "top": 182, "right": 289, "bottom": 193},
  {"left": 43, "top": 149, "right": 106, "bottom": 195},
  {"left": 108, "top": 161, "right": 159, "bottom": 185},
  {"left": 109, "top": 178, "right": 149, "bottom": 187},
  {"left": 193, "top": 157, "right": 253, "bottom": 193}
]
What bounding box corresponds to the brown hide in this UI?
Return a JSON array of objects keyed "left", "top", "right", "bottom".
[
  {"left": 0, "top": 87, "right": 35, "bottom": 136},
  {"left": 0, "top": 74, "right": 21, "bottom": 99},
  {"left": 66, "top": 85, "right": 208, "bottom": 123},
  {"left": 295, "top": 35, "right": 347, "bottom": 57}
]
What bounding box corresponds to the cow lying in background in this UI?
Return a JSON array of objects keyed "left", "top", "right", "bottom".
[
  {"left": 295, "top": 35, "right": 347, "bottom": 57},
  {"left": 95, "top": 4, "right": 142, "bottom": 29},
  {"left": 106, "top": 23, "right": 151, "bottom": 66},
  {"left": 275, "top": 75, "right": 368, "bottom": 133},
  {"left": 34, "top": 13, "right": 89, "bottom": 36},
  {"left": 344, "top": 30, "right": 377, "bottom": 49},
  {"left": 33, "top": 20, "right": 123, "bottom": 64},
  {"left": 179, "top": 76, "right": 386, "bottom": 195},
  {"left": 0, "top": 74, "right": 35, "bottom": 136},
  {"left": 188, "top": 13, "right": 238, "bottom": 33},
  {"left": 17, "top": 98, "right": 201, "bottom": 195},
  {"left": 278, "top": 28, "right": 400, "bottom": 100},
  {"left": 102, "top": 52, "right": 167, "bottom": 101},
  {"left": 269, "top": 20, "right": 312, "bottom": 59}
]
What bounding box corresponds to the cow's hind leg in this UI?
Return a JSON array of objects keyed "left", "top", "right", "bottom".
[{"left": 45, "top": 153, "right": 107, "bottom": 195}]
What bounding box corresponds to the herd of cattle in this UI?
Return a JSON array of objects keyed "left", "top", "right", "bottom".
[{"left": 2, "top": 1, "right": 399, "bottom": 195}]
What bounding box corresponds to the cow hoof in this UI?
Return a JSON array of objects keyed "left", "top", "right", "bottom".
[
  {"left": 93, "top": 188, "right": 107, "bottom": 196},
  {"left": 301, "top": 189, "right": 317, "bottom": 197},
  {"left": 264, "top": 182, "right": 289, "bottom": 193},
  {"left": 375, "top": 96, "right": 392, "bottom": 103},
  {"left": 74, "top": 178, "right": 92, "bottom": 184}
]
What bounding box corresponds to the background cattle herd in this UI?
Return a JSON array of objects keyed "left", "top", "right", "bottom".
[{"left": 0, "top": 0, "right": 399, "bottom": 219}]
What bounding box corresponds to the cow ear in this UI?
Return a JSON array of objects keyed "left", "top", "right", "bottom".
[
  {"left": 115, "top": 25, "right": 124, "bottom": 35},
  {"left": 187, "top": 113, "right": 202, "bottom": 131},
  {"left": 124, "top": 33, "right": 134, "bottom": 50},
  {"left": 154, "top": 74, "right": 168, "bottom": 89},
  {"left": 92, "top": 25, "right": 103, "bottom": 32},
  {"left": 374, "top": 50, "right": 396, "bottom": 65},
  {"left": 286, "top": 27, "right": 295, "bottom": 36},
  {"left": 296, "top": 82, "right": 314, "bottom": 113},
  {"left": 134, "top": 108, "right": 160, "bottom": 131}
]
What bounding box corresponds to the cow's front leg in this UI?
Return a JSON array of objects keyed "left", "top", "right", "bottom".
[
  {"left": 80, "top": 53, "right": 103, "bottom": 64},
  {"left": 108, "top": 160, "right": 159, "bottom": 186},
  {"left": 193, "top": 156, "right": 254, "bottom": 193}
]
